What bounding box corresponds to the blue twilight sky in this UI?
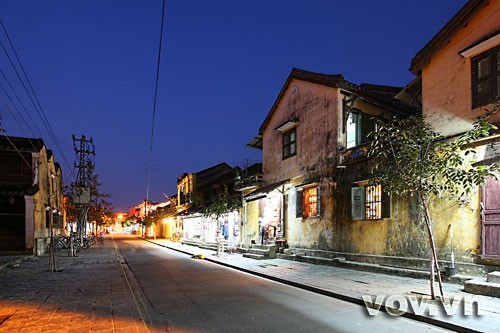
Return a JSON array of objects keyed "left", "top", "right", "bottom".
[{"left": 0, "top": 1, "right": 467, "bottom": 211}]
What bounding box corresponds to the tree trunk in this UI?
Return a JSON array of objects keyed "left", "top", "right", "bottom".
[
  {"left": 49, "top": 229, "right": 57, "bottom": 272},
  {"left": 420, "top": 192, "right": 445, "bottom": 300},
  {"left": 429, "top": 253, "right": 435, "bottom": 299}
]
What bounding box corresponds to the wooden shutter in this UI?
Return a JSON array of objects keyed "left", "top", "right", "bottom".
[
  {"left": 296, "top": 188, "right": 303, "bottom": 218},
  {"left": 381, "top": 187, "right": 391, "bottom": 218},
  {"left": 351, "top": 187, "right": 365, "bottom": 220}
]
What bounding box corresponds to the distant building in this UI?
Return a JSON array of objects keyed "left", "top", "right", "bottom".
[{"left": 176, "top": 162, "right": 241, "bottom": 243}]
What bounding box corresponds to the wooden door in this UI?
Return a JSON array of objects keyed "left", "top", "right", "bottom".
[{"left": 482, "top": 178, "right": 500, "bottom": 257}]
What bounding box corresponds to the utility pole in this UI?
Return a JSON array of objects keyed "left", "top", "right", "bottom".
[{"left": 72, "top": 135, "right": 95, "bottom": 251}]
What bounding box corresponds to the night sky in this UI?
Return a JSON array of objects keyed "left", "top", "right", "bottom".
[{"left": 0, "top": 1, "right": 467, "bottom": 211}]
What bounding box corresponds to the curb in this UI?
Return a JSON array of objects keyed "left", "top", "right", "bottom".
[{"left": 143, "top": 238, "right": 480, "bottom": 333}]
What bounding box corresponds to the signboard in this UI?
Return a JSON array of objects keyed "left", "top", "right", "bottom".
[{"left": 73, "top": 187, "right": 90, "bottom": 204}]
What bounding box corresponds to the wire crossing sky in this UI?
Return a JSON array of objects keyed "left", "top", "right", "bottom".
[
  {"left": 0, "top": 1, "right": 467, "bottom": 212},
  {"left": 146, "top": 0, "right": 166, "bottom": 207}
]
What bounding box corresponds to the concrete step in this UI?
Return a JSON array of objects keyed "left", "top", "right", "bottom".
[
  {"left": 248, "top": 248, "right": 270, "bottom": 256},
  {"left": 487, "top": 271, "right": 500, "bottom": 283},
  {"left": 336, "top": 260, "right": 435, "bottom": 280},
  {"left": 464, "top": 278, "right": 500, "bottom": 297},
  {"left": 243, "top": 253, "right": 267, "bottom": 260},
  {"left": 283, "top": 248, "right": 500, "bottom": 278},
  {"left": 283, "top": 248, "right": 336, "bottom": 259},
  {"left": 252, "top": 244, "right": 275, "bottom": 251},
  {"left": 277, "top": 254, "right": 336, "bottom": 266}
]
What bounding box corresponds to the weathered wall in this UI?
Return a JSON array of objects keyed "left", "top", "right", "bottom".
[
  {"left": 419, "top": 0, "right": 499, "bottom": 262},
  {"left": 332, "top": 156, "right": 482, "bottom": 263},
  {"left": 262, "top": 79, "right": 339, "bottom": 183},
  {"left": 261, "top": 79, "right": 339, "bottom": 249},
  {"left": 285, "top": 182, "right": 335, "bottom": 249}
]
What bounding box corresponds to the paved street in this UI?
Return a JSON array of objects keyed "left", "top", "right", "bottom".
[
  {"left": 118, "top": 236, "right": 450, "bottom": 332},
  {"left": 1, "top": 235, "right": 500, "bottom": 332}
]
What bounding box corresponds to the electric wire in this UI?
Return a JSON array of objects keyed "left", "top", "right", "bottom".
[
  {"left": 0, "top": 93, "right": 40, "bottom": 152},
  {"left": 1, "top": 21, "right": 69, "bottom": 160},
  {"left": 0, "top": 19, "right": 73, "bottom": 178},
  {"left": 145, "top": 0, "right": 166, "bottom": 206},
  {"left": 0, "top": 69, "right": 42, "bottom": 138}
]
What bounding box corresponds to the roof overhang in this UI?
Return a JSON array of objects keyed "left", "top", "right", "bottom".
[{"left": 244, "top": 179, "right": 289, "bottom": 202}]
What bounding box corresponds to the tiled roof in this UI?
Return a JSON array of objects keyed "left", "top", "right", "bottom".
[
  {"left": 258, "top": 68, "right": 419, "bottom": 134},
  {"left": 410, "top": 0, "right": 488, "bottom": 74},
  {"left": 0, "top": 135, "right": 45, "bottom": 152}
]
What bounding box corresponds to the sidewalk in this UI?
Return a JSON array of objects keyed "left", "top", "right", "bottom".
[
  {"left": 0, "top": 239, "right": 149, "bottom": 333},
  {"left": 146, "top": 238, "right": 500, "bottom": 333}
]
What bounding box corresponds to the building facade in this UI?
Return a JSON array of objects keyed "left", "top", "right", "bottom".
[
  {"left": 410, "top": 0, "right": 500, "bottom": 262},
  {"left": 0, "top": 136, "right": 65, "bottom": 255}
]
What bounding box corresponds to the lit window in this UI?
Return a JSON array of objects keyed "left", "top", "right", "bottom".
[
  {"left": 365, "top": 185, "right": 382, "bottom": 220},
  {"left": 296, "top": 186, "right": 320, "bottom": 218},
  {"left": 304, "top": 187, "right": 318, "bottom": 218},
  {"left": 351, "top": 184, "right": 390, "bottom": 220},
  {"left": 472, "top": 44, "right": 500, "bottom": 109},
  {"left": 346, "top": 112, "right": 375, "bottom": 149},
  {"left": 283, "top": 127, "right": 297, "bottom": 159}
]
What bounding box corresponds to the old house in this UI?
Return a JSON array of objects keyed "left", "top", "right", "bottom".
[
  {"left": 409, "top": 0, "right": 500, "bottom": 264},
  {"left": 0, "top": 135, "right": 65, "bottom": 255},
  {"left": 176, "top": 162, "right": 241, "bottom": 244},
  {"left": 245, "top": 68, "right": 417, "bottom": 251},
  {"left": 234, "top": 162, "right": 263, "bottom": 247}
]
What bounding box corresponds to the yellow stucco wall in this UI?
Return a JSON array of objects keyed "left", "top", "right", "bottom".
[
  {"left": 241, "top": 199, "right": 260, "bottom": 247},
  {"left": 418, "top": 1, "right": 499, "bottom": 262}
]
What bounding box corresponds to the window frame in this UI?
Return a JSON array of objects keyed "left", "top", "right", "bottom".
[
  {"left": 346, "top": 111, "right": 375, "bottom": 149},
  {"left": 296, "top": 185, "right": 320, "bottom": 219},
  {"left": 351, "top": 184, "right": 390, "bottom": 221},
  {"left": 471, "top": 43, "right": 500, "bottom": 109},
  {"left": 282, "top": 126, "right": 297, "bottom": 160}
]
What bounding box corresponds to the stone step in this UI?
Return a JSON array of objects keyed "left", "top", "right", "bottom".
[
  {"left": 243, "top": 253, "right": 267, "bottom": 260},
  {"left": 487, "top": 271, "right": 500, "bottom": 283},
  {"left": 336, "top": 260, "right": 434, "bottom": 280},
  {"left": 277, "top": 254, "right": 335, "bottom": 266},
  {"left": 464, "top": 278, "right": 500, "bottom": 298},
  {"left": 251, "top": 244, "right": 275, "bottom": 250},
  {"left": 283, "top": 248, "right": 336, "bottom": 259},
  {"left": 248, "top": 248, "right": 270, "bottom": 256}
]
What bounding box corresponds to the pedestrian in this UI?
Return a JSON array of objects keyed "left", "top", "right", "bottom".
[{"left": 261, "top": 225, "right": 267, "bottom": 245}]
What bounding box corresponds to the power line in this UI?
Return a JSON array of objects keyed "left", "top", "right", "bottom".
[
  {"left": 146, "top": 0, "right": 166, "bottom": 205},
  {"left": 0, "top": 19, "right": 73, "bottom": 178}
]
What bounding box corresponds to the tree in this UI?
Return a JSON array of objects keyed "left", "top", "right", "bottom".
[
  {"left": 86, "top": 173, "right": 114, "bottom": 227},
  {"left": 194, "top": 184, "right": 241, "bottom": 232},
  {"left": 368, "top": 103, "right": 500, "bottom": 300},
  {"left": 64, "top": 171, "right": 113, "bottom": 235}
]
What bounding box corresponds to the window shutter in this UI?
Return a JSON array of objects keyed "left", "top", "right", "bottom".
[
  {"left": 296, "top": 188, "right": 303, "bottom": 218},
  {"left": 316, "top": 186, "right": 321, "bottom": 217},
  {"left": 351, "top": 187, "right": 365, "bottom": 220},
  {"left": 45, "top": 210, "right": 50, "bottom": 228},
  {"left": 381, "top": 188, "right": 391, "bottom": 218},
  {"left": 360, "top": 113, "right": 375, "bottom": 143},
  {"left": 472, "top": 51, "right": 492, "bottom": 108},
  {"left": 495, "top": 48, "right": 500, "bottom": 100}
]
